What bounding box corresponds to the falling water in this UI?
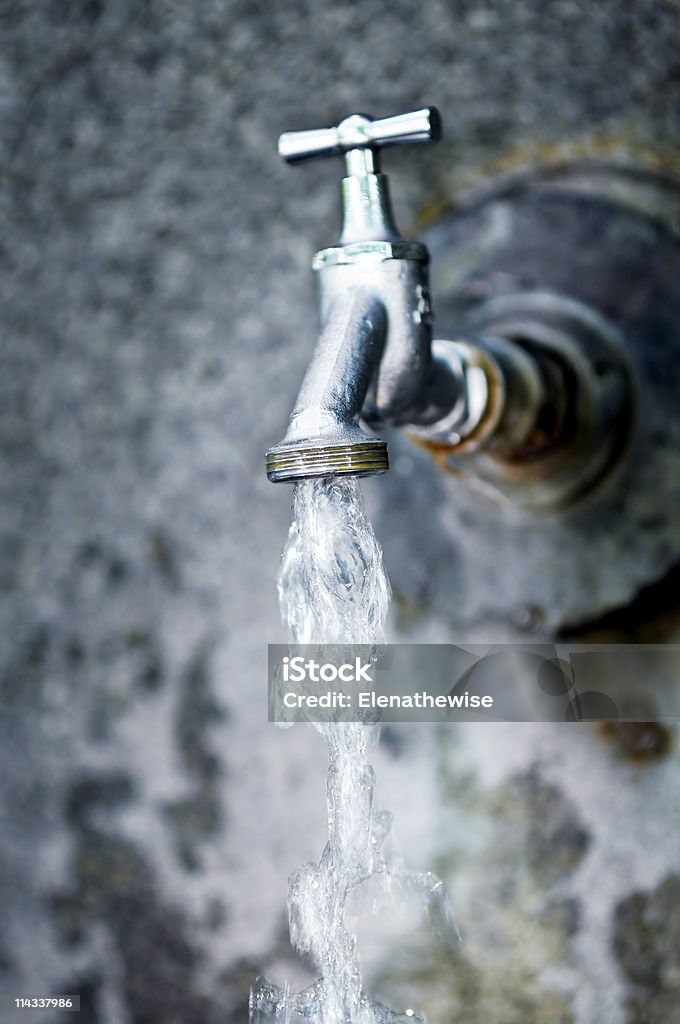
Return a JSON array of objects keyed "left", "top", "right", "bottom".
[{"left": 250, "top": 477, "right": 457, "bottom": 1024}]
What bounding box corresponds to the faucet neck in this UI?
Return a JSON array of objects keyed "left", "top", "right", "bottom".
[{"left": 339, "top": 148, "right": 401, "bottom": 244}]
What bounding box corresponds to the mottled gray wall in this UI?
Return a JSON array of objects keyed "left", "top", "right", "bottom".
[{"left": 1, "top": 3, "right": 679, "bottom": 1024}]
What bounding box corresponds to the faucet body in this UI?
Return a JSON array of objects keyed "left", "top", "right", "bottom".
[
  {"left": 314, "top": 243, "right": 433, "bottom": 424},
  {"left": 267, "top": 110, "right": 458, "bottom": 482},
  {"left": 267, "top": 108, "right": 488, "bottom": 482}
]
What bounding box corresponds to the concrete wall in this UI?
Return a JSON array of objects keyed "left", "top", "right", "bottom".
[{"left": 1, "top": 3, "right": 679, "bottom": 1022}]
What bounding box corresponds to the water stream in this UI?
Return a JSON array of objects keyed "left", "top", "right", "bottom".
[{"left": 250, "top": 477, "right": 456, "bottom": 1024}]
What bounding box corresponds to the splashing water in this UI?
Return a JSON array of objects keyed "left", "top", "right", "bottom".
[
  {"left": 250, "top": 477, "right": 457, "bottom": 1024},
  {"left": 277, "top": 477, "right": 390, "bottom": 647}
]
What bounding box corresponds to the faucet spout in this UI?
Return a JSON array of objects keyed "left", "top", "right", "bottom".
[{"left": 266, "top": 289, "right": 389, "bottom": 482}]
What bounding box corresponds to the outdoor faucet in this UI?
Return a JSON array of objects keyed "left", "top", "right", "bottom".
[{"left": 266, "top": 107, "right": 632, "bottom": 509}]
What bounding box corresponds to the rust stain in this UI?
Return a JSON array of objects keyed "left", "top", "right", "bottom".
[
  {"left": 415, "top": 127, "right": 680, "bottom": 230},
  {"left": 597, "top": 721, "right": 674, "bottom": 762}
]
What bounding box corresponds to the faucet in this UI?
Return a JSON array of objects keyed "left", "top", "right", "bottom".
[{"left": 266, "top": 107, "right": 631, "bottom": 508}]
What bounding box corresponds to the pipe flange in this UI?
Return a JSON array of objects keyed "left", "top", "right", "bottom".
[{"left": 442, "top": 292, "right": 634, "bottom": 511}]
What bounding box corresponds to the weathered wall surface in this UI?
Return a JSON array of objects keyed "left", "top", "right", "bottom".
[{"left": 1, "top": 2, "right": 679, "bottom": 1023}]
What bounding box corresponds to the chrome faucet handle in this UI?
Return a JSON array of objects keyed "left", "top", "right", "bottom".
[
  {"left": 278, "top": 108, "right": 442, "bottom": 244},
  {"left": 278, "top": 107, "right": 441, "bottom": 174}
]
